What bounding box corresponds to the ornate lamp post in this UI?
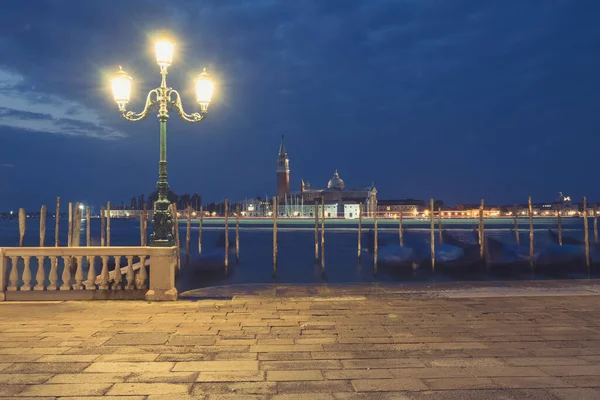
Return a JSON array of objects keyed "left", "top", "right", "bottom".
[{"left": 111, "top": 39, "right": 214, "bottom": 247}]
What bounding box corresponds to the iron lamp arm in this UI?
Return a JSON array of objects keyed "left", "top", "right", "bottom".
[
  {"left": 120, "top": 89, "right": 158, "bottom": 122},
  {"left": 169, "top": 89, "right": 205, "bottom": 122}
]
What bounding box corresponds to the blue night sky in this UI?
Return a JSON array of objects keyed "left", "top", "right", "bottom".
[{"left": 0, "top": 0, "right": 599, "bottom": 210}]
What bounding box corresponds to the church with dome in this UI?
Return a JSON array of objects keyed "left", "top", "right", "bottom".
[{"left": 276, "top": 136, "right": 377, "bottom": 218}]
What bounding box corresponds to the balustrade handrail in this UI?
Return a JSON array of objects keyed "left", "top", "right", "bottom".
[
  {"left": 0, "top": 246, "right": 174, "bottom": 257},
  {"left": 0, "top": 246, "right": 178, "bottom": 301}
]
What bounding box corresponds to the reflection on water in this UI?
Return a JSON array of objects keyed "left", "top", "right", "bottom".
[{"left": 1, "top": 217, "right": 598, "bottom": 292}]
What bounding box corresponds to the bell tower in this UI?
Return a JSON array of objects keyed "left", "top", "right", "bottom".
[{"left": 277, "top": 135, "right": 290, "bottom": 200}]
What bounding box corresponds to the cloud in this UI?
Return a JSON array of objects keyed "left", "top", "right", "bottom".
[
  {"left": 1, "top": 163, "right": 15, "bottom": 168},
  {"left": 0, "top": 69, "right": 124, "bottom": 140}
]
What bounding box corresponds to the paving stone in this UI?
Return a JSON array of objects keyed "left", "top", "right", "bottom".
[
  {"left": 351, "top": 378, "right": 428, "bottom": 391},
  {"left": 466, "top": 366, "right": 549, "bottom": 377},
  {"left": 0, "top": 384, "right": 26, "bottom": 396},
  {"left": 96, "top": 354, "right": 159, "bottom": 362},
  {"left": 48, "top": 372, "right": 130, "bottom": 383},
  {"left": 197, "top": 371, "right": 265, "bottom": 382},
  {"left": 493, "top": 376, "right": 574, "bottom": 388},
  {"left": 423, "top": 377, "right": 498, "bottom": 390},
  {"left": 0, "top": 373, "right": 51, "bottom": 384},
  {"left": 389, "top": 367, "right": 471, "bottom": 379},
  {"left": 192, "top": 382, "right": 277, "bottom": 395},
  {"left": 260, "top": 360, "right": 342, "bottom": 371},
  {"left": 18, "top": 383, "right": 112, "bottom": 396},
  {"left": 168, "top": 335, "right": 217, "bottom": 346},
  {"left": 324, "top": 369, "right": 394, "bottom": 380},
  {"left": 504, "top": 357, "right": 591, "bottom": 366},
  {"left": 173, "top": 361, "right": 259, "bottom": 372},
  {"left": 425, "top": 357, "right": 506, "bottom": 367},
  {"left": 277, "top": 380, "right": 354, "bottom": 393},
  {"left": 104, "top": 333, "right": 171, "bottom": 346},
  {"left": 250, "top": 345, "right": 322, "bottom": 353},
  {"left": 126, "top": 372, "right": 199, "bottom": 383},
  {"left": 84, "top": 362, "right": 175, "bottom": 373},
  {"left": 333, "top": 393, "right": 411, "bottom": 400},
  {"left": 3, "top": 362, "right": 90, "bottom": 374},
  {"left": 259, "top": 352, "right": 312, "bottom": 361},
  {"left": 540, "top": 365, "right": 600, "bottom": 376},
  {"left": 342, "top": 359, "right": 425, "bottom": 369},
  {"left": 108, "top": 383, "right": 192, "bottom": 395},
  {"left": 0, "top": 365, "right": 10, "bottom": 373},
  {"left": 35, "top": 354, "right": 100, "bottom": 363},
  {"left": 272, "top": 394, "right": 335, "bottom": 400},
  {"left": 549, "top": 388, "right": 600, "bottom": 400},
  {"left": 553, "top": 376, "right": 600, "bottom": 388},
  {"left": 267, "top": 371, "right": 324, "bottom": 381}
]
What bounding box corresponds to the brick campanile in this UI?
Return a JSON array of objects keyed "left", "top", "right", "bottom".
[{"left": 277, "top": 135, "right": 290, "bottom": 200}]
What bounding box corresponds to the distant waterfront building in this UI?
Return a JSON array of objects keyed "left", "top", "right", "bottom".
[
  {"left": 276, "top": 136, "right": 290, "bottom": 201},
  {"left": 275, "top": 137, "right": 377, "bottom": 218},
  {"left": 377, "top": 199, "right": 426, "bottom": 217}
]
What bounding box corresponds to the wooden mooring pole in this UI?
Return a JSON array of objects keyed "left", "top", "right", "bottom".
[
  {"left": 67, "top": 203, "right": 73, "bottom": 247},
  {"left": 170, "top": 204, "right": 181, "bottom": 272},
  {"left": 86, "top": 206, "right": 91, "bottom": 246},
  {"left": 594, "top": 204, "right": 598, "bottom": 244},
  {"left": 528, "top": 196, "right": 534, "bottom": 268},
  {"left": 55, "top": 197, "right": 60, "bottom": 247},
  {"left": 321, "top": 196, "right": 325, "bottom": 274},
  {"left": 186, "top": 205, "right": 191, "bottom": 264},
  {"left": 373, "top": 199, "right": 378, "bottom": 272},
  {"left": 479, "top": 200, "right": 484, "bottom": 260},
  {"left": 36, "top": 205, "right": 47, "bottom": 291},
  {"left": 314, "top": 201, "right": 319, "bottom": 263},
  {"left": 273, "top": 197, "right": 278, "bottom": 275},
  {"left": 100, "top": 207, "right": 106, "bottom": 247},
  {"left": 513, "top": 207, "right": 520, "bottom": 245},
  {"left": 106, "top": 201, "right": 111, "bottom": 246},
  {"left": 429, "top": 199, "right": 435, "bottom": 271},
  {"left": 19, "top": 208, "right": 26, "bottom": 247},
  {"left": 399, "top": 210, "right": 403, "bottom": 247},
  {"left": 357, "top": 203, "right": 362, "bottom": 259},
  {"left": 236, "top": 205, "right": 240, "bottom": 263},
  {"left": 40, "top": 205, "right": 46, "bottom": 247},
  {"left": 73, "top": 203, "right": 81, "bottom": 247},
  {"left": 224, "top": 198, "right": 229, "bottom": 269},
  {"left": 198, "top": 206, "right": 203, "bottom": 254},
  {"left": 438, "top": 207, "right": 443, "bottom": 244},
  {"left": 584, "top": 196, "right": 590, "bottom": 272},
  {"left": 557, "top": 205, "right": 563, "bottom": 247}
]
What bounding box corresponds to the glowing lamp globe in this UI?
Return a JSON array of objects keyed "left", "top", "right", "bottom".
[
  {"left": 155, "top": 40, "right": 174, "bottom": 68},
  {"left": 111, "top": 66, "right": 132, "bottom": 110},
  {"left": 195, "top": 68, "right": 214, "bottom": 112}
]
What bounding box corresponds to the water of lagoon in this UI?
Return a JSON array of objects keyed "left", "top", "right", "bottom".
[{"left": 0, "top": 217, "right": 598, "bottom": 292}]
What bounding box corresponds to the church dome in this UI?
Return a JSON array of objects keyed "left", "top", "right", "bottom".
[{"left": 327, "top": 170, "right": 345, "bottom": 190}]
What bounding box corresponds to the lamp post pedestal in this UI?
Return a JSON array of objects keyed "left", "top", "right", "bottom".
[{"left": 150, "top": 117, "right": 174, "bottom": 247}]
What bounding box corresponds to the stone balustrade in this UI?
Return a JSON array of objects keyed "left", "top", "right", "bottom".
[{"left": 0, "top": 246, "right": 177, "bottom": 301}]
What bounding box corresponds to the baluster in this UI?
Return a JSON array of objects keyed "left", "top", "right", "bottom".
[
  {"left": 48, "top": 256, "right": 58, "bottom": 290},
  {"left": 113, "top": 256, "right": 123, "bottom": 290},
  {"left": 99, "top": 256, "right": 109, "bottom": 290},
  {"left": 21, "top": 256, "right": 32, "bottom": 291},
  {"left": 34, "top": 256, "right": 46, "bottom": 291},
  {"left": 85, "top": 256, "right": 96, "bottom": 291},
  {"left": 8, "top": 256, "right": 19, "bottom": 291},
  {"left": 73, "top": 256, "right": 84, "bottom": 290},
  {"left": 136, "top": 256, "right": 147, "bottom": 290},
  {"left": 125, "top": 256, "right": 134, "bottom": 290},
  {"left": 60, "top": 256, "right": 72, "bottom": 291}
]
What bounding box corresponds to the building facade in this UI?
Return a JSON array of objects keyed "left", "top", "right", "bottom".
[{"left": 277, "top": 136, "right": 290, "bottom": 201}]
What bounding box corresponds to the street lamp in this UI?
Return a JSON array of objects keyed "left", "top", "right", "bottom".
[{"left": 111, "top": 38, "right": 214, "bottom": 247}]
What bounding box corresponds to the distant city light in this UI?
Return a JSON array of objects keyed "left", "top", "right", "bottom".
[{"left": 79, "top": 204, "right": 85, "bottom": 210}]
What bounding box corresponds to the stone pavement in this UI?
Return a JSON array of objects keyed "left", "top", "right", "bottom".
[{"left": 1, "top": 280, "right": 600, "bottom": 399}]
